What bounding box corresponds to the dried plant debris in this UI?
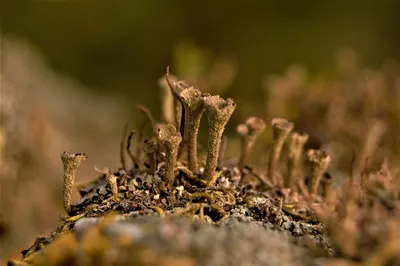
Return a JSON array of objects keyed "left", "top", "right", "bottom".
[{"left": 10, "top": 70, "right": 400, "bottom": 266}]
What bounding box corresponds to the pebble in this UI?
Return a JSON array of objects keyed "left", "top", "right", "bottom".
[
  {"left": 292, "top": 224, "right": 303, "bottom": 236},
  {"left": 251, "top": 197, "right": 269, "bottom": 205},
  {"left": 282, "top": 222, "right": 292, "bottom": 230}
]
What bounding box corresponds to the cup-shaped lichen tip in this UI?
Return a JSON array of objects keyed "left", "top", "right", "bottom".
[
  {"left": 306, "top": 149, "right": 332, "bottom": 194},
  {"left": 142, "top": 139, "right": 158, "bottom": 154},
  {"left": 178, "top": 87, "right": 204, "bottom": 112},
  {"left": 61, "top": 151, "right": 87, "bottom": 168},
  {"left": 204, "top": 95, "right": 236, "bottom": 124},
  {"left": 288, "top": 132, "right": 309, "bottom": 159},
  {"left": 307, "top": 149, "right": 331, "bottom": 167},
  {"left": 157, "top": 124, "right": 182, "bottom": 147},
  {"left": 271, "top": 118, "right": 294, "bottom": 137},
  {"left": 245, "top": 116, "right": 266, "bottom": 140},
  {"left": 236, "top": 123, "right": 248, "bottom": 137}
]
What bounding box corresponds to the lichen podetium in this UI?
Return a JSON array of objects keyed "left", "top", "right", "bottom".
[
  {"left": 203, "top": 95, "right": 236, "bottom": 182},
  {"left": 157, "top": 124, "right": 182, "bottom": 187},
  {"left": 61, "top": 151, "right": 87, "bottom": 214}
]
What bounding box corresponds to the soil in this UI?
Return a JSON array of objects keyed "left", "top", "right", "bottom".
[{"left": 10, "top": 164, "right": 335, "bottom": 266}]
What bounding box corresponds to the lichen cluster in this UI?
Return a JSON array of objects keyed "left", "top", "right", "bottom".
[{"left": 9, "top": 68, "right": 400, "bottom": 266}]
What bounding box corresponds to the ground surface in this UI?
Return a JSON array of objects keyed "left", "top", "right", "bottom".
[{"left": 11, "top": 164, "right": 336, "bottom": 266}]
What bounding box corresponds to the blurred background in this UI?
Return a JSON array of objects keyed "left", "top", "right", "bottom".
[{"left": 1, "top": 0, "right": 400, "bottom": 263}]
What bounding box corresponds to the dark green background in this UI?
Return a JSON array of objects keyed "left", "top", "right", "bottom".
[{"left": 2, "top": 0, "right": 400, "bottom": 118}]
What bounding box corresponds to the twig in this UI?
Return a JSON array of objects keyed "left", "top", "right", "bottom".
[
  {"left": 136, "top": 104, "right": 157, "bottom": 135},
  {"left": 119, "top": 124, "right": 128, "bottom": 170},
  {"left": 126, "top": 130, "right": 138, "bottom": 168},
  {"left": 135, "top": 120, "right": 147, "bottom": 165}
]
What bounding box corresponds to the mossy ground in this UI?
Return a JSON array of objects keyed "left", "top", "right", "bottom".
[{"left": 13, "top": 162, "right": 332, "bottom": 266}]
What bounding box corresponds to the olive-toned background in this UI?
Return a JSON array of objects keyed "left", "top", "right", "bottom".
[{"left": 3, "top": 1, "right": 400, "bottom": 109}]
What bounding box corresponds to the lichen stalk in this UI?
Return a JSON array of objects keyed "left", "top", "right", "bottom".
[
  {"left": 237, "top": 117, "right": 266, "bottom": 169},
  {"left": 178, "top": 87, "right": 205, "bottom": 173},
  {"left": 126, "top": 130, "right": 138, "bottom": 169},
  {"left": 306, "top": 149, "right": 331, "bottom": 195},
  {"left": 61, "top": 151, "right": 87, "bottom": 214},
  {"left": 267, "top": 118, "right": 294, "bottom": 185},
  {"left": 120, "top": 125, "right": 128, "bottom": 170},
  {"left": 203, "top": 95, "right": 236, "bottom": 182},
  {"left": 286, "top": 132, "right": 309, "bottom": 189},
  {"left": 157, "top": 124, "right": 182, "bottom": 187}
]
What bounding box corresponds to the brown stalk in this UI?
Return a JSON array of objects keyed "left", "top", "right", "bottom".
[
  {"left": 177, "top": 87, "right": 205, "bottom": 173},
  {"left": 61, "top": 151, "right": 87, "bottom": 214},
  {"left": 135, "top": 120, "right": 148, "bottom": 166},
  {"left": 332, "top": 182, "right": 361, "bottom": 258},
  {"left": 306, "top": 149, "right": 331, "bottom": 195},
  {"left": 203, "top": 95, "right": 236, "bottom": 182},
  {"left": 355, "top": 120, "right": 387, "bottom": 182},
  {"left": 157, "top": 124, "right": 182, "bottom": 187},
  {"left": 267, "top": 118, "right": 294, "bottom": 184},
  {"left": 237, "top": 116, "right": 266, "bottom": 169},
  {"left": 286, "top": 132, "right": 309, "bottom": 189},
  {"left": 119, "top": 124, "right": 128, "bottom": 170},
  {"left": 126, "top": 130, "right": 138, "bottom": 168}
]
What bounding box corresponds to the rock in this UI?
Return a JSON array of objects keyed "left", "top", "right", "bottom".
[{"left": 27, "top": 216, "right": 312, "bottom": 266}]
